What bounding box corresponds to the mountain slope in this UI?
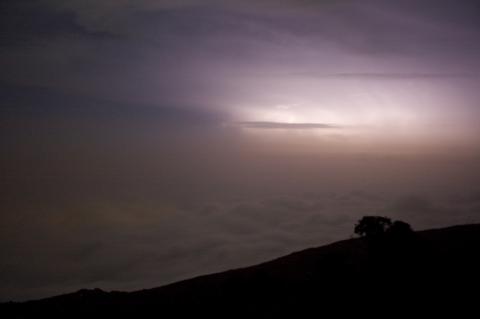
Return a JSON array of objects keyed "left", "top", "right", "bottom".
[{"left": 3, "top": 224, "right": 480, "bottom": 317}]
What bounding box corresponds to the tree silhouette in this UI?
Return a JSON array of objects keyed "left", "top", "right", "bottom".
[
  {"left": 354, "top": 216, "right": 415, "bottom": 273},
  {"left": 354, "top": 216, "right": 392, "bottom": 238}
]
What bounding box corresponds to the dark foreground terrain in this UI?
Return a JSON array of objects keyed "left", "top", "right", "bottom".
[{"left": 2, "top": 224, "right": 480, "bottom": 318}]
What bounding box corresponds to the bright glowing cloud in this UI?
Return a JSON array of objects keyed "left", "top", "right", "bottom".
[{"left": 224, "top": 73, "right": 477, "bottom": 147}]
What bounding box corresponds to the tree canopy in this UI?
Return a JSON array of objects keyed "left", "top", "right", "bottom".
[{"left": 354, "top": 216, "right": 413, "bottom": 238}]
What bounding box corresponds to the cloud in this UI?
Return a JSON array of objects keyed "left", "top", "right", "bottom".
[
  {"left": 287, "top": 72, "right": 480, "bottom": 80},
  {"left": 234, "top": 121, "right": 340, "bottom": 129},
  {"left": 41, "top": 0, "right": 301, "bottom": 34},
  {"left": 0, "top": 82, "right": 224, "bottom": 125},
  {"left": 389, "top": 195, "right": 436, "bottom": 214},
  {"left": 0, "top": 192, "right": 356, "bottom": 301},
  {"left": 381, "top": 193, "right": 480, "bottom": 230}
]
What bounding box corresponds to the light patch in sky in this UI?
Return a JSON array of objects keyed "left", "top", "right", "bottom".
[{"left": 225, "top": 73, "right": 477, "bottom": 149}]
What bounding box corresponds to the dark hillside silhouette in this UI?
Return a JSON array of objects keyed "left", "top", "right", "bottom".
[{"left": 2, "top": 222, "right": 480, "bottom": 318}]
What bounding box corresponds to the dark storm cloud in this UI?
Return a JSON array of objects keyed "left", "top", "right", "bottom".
[
  {"left": 4, "top": 0, "right": 480, "bottom": 54},
  {"left": 0, "top": 1, "right": 98, "bottom": 47},
  {"left": 4, "top": 1, "right": 479, "bottom": 60},
  {"left": 0, "top": 82, "right": 223, "bottom": 124},
  {"left": 2, "top": 0, "right": 480, "bottom": 108}
]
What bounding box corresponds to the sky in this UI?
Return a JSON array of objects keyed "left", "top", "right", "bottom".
[{"left": 1, "top": 0, "right": 480, "bottom": 301}]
